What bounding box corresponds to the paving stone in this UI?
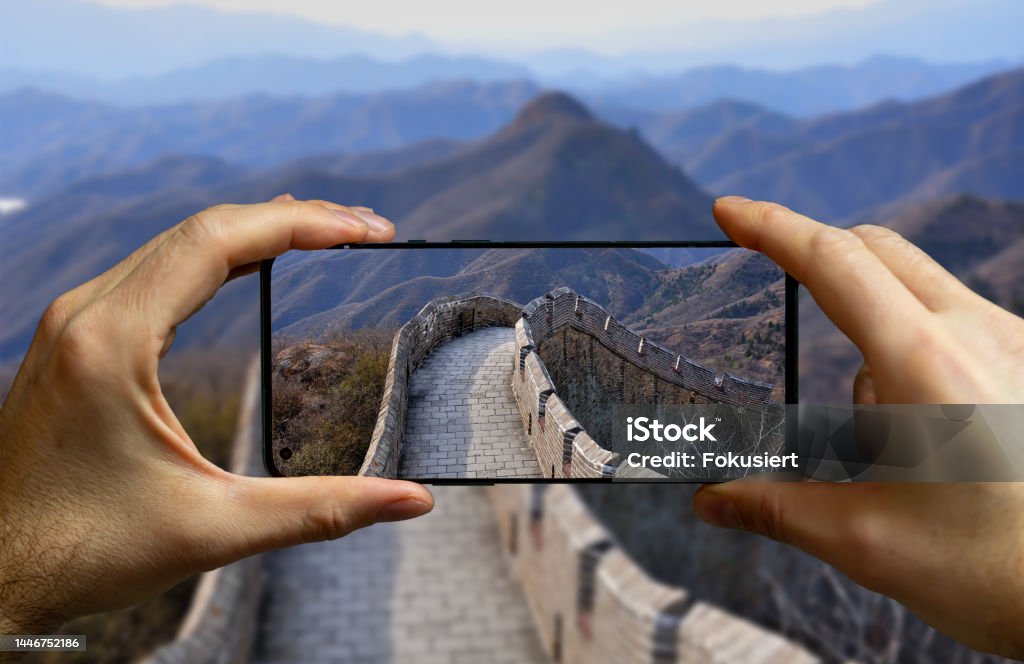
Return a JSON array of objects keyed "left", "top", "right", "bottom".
[
  {"left": 252, "top": 487, "right": 546, "bottom": 663},
  {"left": 399, "top": 328, "right": 541, "bottom": 479}
]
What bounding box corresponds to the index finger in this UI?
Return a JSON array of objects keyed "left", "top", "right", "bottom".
[
  {"left": 110, "top": 199, "right": 388, "bottom": 339},
  {"left": 712, "top": 197, "right": 929, "bottom": 366}
]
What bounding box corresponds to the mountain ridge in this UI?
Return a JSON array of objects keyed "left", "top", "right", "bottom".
[
  {"left": 694, "top": 67, "right": 1024, "bottom": 219},
  {"left": 0, "top": 91, "right": 719, "bottom": 361}
]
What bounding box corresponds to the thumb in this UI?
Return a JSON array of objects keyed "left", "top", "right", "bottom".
[
  {"left": 692, "top": 482, "right": 892, "bottom": 587},
  {"left": 196, "top": 475, "right": 434, "bottom": 567}
]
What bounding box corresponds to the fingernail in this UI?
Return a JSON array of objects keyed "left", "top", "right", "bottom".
[
  {"left": 694, "top": 489, "right": 743, "bottom": 530},
  {"left": 273, "top": 192, "right": 295, "bottom": 201},
  {"left": 716, "top": 195, "right": 752, "bottom": 205},
  {"left": 350, "top": 208, "right": 393, "bottom": 233},
  {"left": 376, "top": 497, "right": 432, "bottom": 522},
  {"left": 330, "top": 208, "right": 369, "bottom": 230}
]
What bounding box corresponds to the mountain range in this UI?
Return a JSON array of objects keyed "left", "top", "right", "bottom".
[
  {"left": 586, "top": 56, "right": 1016, "bottom": 116},
  {"left": 273, "top": 246, "right": 786, "bottom": 391},
  {"left": 2, "top": 54, "right": 1012, "bottom": 117},
  {"left": 0, "top": 81, "right": 540, "bottom": 197},
  {"left": 3, "top": 71, "right": 1023, "bottom": 392},
  {"left": 688, "top": 68, "right": 1024, "bottom": 220},
  {"left": 0, "top": 54, "right": 533, "bottom": 105},
  {"left": 0, "top": 92, "right": 719, "bottom": 362},
  {"left": 7, "top": 64, "right": 1024, "bottom": 214}
]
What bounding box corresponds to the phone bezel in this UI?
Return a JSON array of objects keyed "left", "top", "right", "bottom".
[{"left": 260, "top": 241, "right": 799, "bottom": 482}]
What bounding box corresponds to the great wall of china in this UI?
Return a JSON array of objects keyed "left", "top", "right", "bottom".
[
  {"left": 356, "top": 288, "right": 778, "bottom": 480},
  {"left": 145, "top": 293, "right": 817, "bottom": 663}
]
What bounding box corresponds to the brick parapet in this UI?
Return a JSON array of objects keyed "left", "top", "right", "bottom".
[
  {"left": 143, "top": 361, "right": 265, "bottom": 664},
  {"left": 512, "top": 288, "right": 778, "bottom": 479},
  {"left": 359, "top": 295, "right": 522, "bottom": 476},
  {"left": 488, "top": 484, "right": 818, "bottom": 664},
  {"left": 523, "top": 287, "right": 772, "bottom": 405}
]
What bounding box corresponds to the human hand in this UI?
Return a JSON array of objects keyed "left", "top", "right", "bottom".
[
  {"left": 0, "top": 196, "right": 434, "bottom": 639},
  {"left": 693, "top": 197, "right": 1024, "bottom": 658}
]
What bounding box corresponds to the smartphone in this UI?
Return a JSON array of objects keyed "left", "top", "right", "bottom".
[{"left": 261, "top": 242, "right": 798, "bottom": 482}]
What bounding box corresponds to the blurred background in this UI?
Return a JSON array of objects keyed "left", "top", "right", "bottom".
[{"left": 2, "top": 0, "right": 1023, "bottom": 661}]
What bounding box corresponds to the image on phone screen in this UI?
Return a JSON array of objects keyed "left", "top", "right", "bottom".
[{"left": 262, "top": 243, "right": 796, "bottom": 482}]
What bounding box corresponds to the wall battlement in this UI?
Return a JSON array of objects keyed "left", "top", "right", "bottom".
[
  {"left": 489, "top": 484, "right": 818, "bottom": 664},
  {"left": 512, "top": 288, "right": 775, "bottom": 479},
  {"left": 522, "top": 287, "right": 773, "bottom": 405}
]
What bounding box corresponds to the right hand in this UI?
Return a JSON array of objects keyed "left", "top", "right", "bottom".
[{"left": 693, "top": 197, "right": 1024, "bottom": 658}]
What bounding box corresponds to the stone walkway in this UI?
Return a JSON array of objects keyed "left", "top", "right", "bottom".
[
  {"left": 399, "top": 327, "right": 541, "bottom": 479},
  {"left": 252, "top": 487, "right": 548, "bottom": 664}
]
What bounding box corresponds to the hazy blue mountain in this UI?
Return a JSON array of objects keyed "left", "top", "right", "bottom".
[
  {"left": 0, "top": 92, "right": 718, "bottom": 362},
  {"left": 6, "top": 55, "right": 1022, "bottom": 203},
  {"left": 601, "top": 100, "right": 799, "bottom": 171},
  {"left": 289, "top": 139, "right": 466, "bottom": 178},
  {"left": 3, "top": 52, "right": 1016, "bottom": 117},
  {"left": 272, "top": 246, "right": 785, "bottom": 390},
  {"left": 0, "top": 81, "right": 539, "bottom": 198},
  {"left": 214, "top": 92, "right": 718, "bottom": 242},
  {"left": 514, "top": 0, "right": 1024, "bottom": 74},
  {"left": 692, "top": 68, "right": 1024, "bottom": 219},
  {"left": 585, "top": 56, "right": 1015, "bottom": 117},
  {"left": 0, "top": 54, "right": 533, "bottom": 105}
]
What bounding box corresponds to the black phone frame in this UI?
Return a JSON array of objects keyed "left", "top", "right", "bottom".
[{"left": 260, "top": 241, "right": 799, "bottom": 483}]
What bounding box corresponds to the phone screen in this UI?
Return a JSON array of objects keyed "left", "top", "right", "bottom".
[{"left": 262, "top": 243, "right": 796, "bottom": 481}]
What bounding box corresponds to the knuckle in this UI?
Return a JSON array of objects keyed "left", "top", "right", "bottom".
[
  {"left": 182, "top": 210, "right": 220, "bottom": 241},
  {"left": 850, "top": 224, "right": 917, "bottom": 261},
  {"left": 849, "top": 223, "right": 899, "bottom": 243},
  {"left": 180, "top": 210, "right": 228, "bottom": 253},
  {"left": 51, "top": 307, "right": 107, "bottom": 376},
  {"left": 809, "top": 225, "right": 862, "bottom": 258},
  {"left": 301, "top": 502, "right": 353, "bottom": 543},
  {"left": 904, "top": 327, "right": 966, "bottom": 384},
  {"left": 39, "top": 292, "right": 77, "bottom": 338},
  {"left": 284, "top": 199, "right": 319, "bottom": 218},
  {"left": 751, "top": 490, "right": 790, "bottom": 544},
  {"left": 754, "top": 201, "right": 794, "bottom": 227},
  {"left": 837, "top": 512, "right": 887, "bottom": 589},
  {"left": 905, "top": 325, "right": 947, "bottom": 361}
]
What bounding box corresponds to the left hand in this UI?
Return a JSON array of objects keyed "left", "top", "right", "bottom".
[{"left": 0, "top": 196, "right": 434, "bottom": 641}]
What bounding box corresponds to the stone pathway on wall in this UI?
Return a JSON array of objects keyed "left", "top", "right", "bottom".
[
  {"left": 399, "top": 327, "right": 541, "bottom": 479},
  {"left": 252, "top": 486, "right": 548, "bottom": 664}
]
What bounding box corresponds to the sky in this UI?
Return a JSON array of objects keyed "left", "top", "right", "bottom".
[
  {"left": 3, "top": 0, "right": 1020, "bottom": 79},
  {"left": 95, "top": 0, "right": 883, "bottom": 52}
]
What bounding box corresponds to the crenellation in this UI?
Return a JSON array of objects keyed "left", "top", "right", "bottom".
[
  {"left": 570, "top": 432, "right": 619, "bottom": 479},
  {"left": 489, "top": 485, "right": 817, "bottom": 664},
  {"left": 520, "top": 288, "right": 771, "bottom": 406}
]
